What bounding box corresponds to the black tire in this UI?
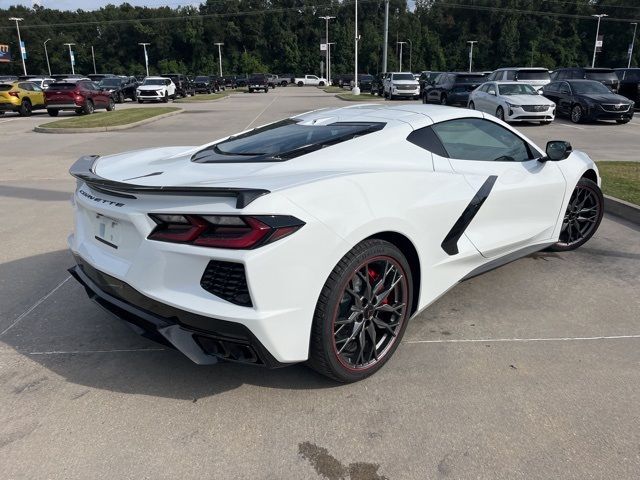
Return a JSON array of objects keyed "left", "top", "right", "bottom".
[
  {"left": 440, "top": 94, "right": 447, "bottom": 105},
  {"left": 308, "top": 239, "right": 413, "bottom": 383},
  {"left": 468, "top": 101, "right": 475, "bottom": 110},
  {"left": 106, "top": 97, "right": 115, "bottom": 111},
  {"left": 319, "top": 81, "right": 325, "bottom": 87},
  {"left": 248, "top": 88, "right": 254, "bottom": 93},
  {"left": 541, "top": 120, "right": 552, "bottom": 125},
  {"left": 81, "top": 100, "right": 94, "bottom": 115},
  {"left": 570, "top": 104, "right": 583, "bottom": 124},
  {"left": 47, "top": 109, "right": 59, "bottom": 117},
  {"left": 548, "top": 178, "right": 604, "bottom": 252},
  {"left": 496, "top": 106, "right": 505, "bottom": 121},
  {"left": 18, "top": 99, "right": 32, "bottom": 117},
  {"left": 116, "top": 92, "right": 124, "bottom": 104},
  {"left": 297, "top": 81, "right": 304, "bottom": 87},
  {"left": 422, "top": 93, "right": 427, "bottom": 104},
  {"left": 616, "top": 119, "right": 630, "bottom": 124},
  {"left": 162, "top": 92, "right": 169, "bottom": 103},
  {"left": 138, "top": 99, "right": 144, "bottom": 104},
  {"left": 0, "top": 111, "right": 4, "bottom": 116}
]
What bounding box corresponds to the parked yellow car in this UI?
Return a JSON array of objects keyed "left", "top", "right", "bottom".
[{"left": 0, "top": 81, "right": 46, "bottom": 116}]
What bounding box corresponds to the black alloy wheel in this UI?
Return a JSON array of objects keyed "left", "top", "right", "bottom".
[
  {"left": 496, "top": 106, "right": 505, "bottom": 121},
  {"left": 106, "top": 98, "right": 115, "bottom": 111},
  {"left": 571, "top": 104, "right": 583, "bottom": 124},
  {"left": 117, "top": 92, "right": 124, "bottom": 103},
  {"left": 18, "top": 99, "right": 32, "bottom": 117},
  {"left": 308, "top": 239, "right": 412, "bottom": 382},
  {"left": 81, "top": 100, "right": 94, "bottom": 115},
  {"left": 548, "top": 178, "right": 603, "bottom": 252}
]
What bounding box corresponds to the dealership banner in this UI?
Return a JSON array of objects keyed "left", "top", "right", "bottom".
[{"left": 0, "top": 44, "right": 10, "bottom": 63}]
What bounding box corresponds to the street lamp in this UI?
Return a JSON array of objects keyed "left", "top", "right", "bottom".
[
  {"left": 214, "top": 42, "right": 224, "bottom": 77},
  {"left": 138, "top": 42, "right": 150, "bottom": 77},
  {"left": 629, "top": 22, "right": 638, "bottom": 68},
  {"left": 91, "top": 45, "right": 97, "bottom": 75},
  {"left": 467, "top": 40, "right": 478, "bottom": 72},
  {"left": 591, "top": 14, "right": 608, "bottom": 68},
  {"left": 319, "top": 16, "right": 335, "bottom": 83},
  {"left": 8, "top": 17, "right": 26, "bottom": 76},
  {"left": 397, "top": 41, "right": 407, "bottom": 71},
  {"left": 352, "top": 0, "right": 360, "bottom": 95},
  {"left": 43, "top": 38, "right": 51, "bottom": 77},
  {"left": 63, "top": 43, "right": 75, "bottom": 75}
]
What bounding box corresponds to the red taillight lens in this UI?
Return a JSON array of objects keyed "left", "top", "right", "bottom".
[
  {"left": 8, "top": 91, "right": 19, "bottom": 98},
  {"left": 148, "top": 214, "right": 304, "bottom": 249}
]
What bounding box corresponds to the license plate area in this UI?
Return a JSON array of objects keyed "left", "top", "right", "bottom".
[{"left": 94, "top": 214, "right": 120, "bottom": 249}]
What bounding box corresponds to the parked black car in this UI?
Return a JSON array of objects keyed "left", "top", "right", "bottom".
[
  {"left": 162, "top": 73, "right": 195, "bottom": 97},
  {"left": 550, "top": 68, "right": 619, "bottom": 93},
  {"left": 542, "top": 79, "right": 634, "bottom": 124},
  {"left": 337, "top": 74, "right": 354, "bottom": 89},
  {"left": 615, "top": 68, "right": 640, "bottom": 108},
  {"left": 88, "top": 73, "right": 116, "bottom": 83},
  {"left": 352, "top": 74, "right": 373, "bottom": 92},
  {"left": 248, "top": 73, "right": 270, "bottom": 93},
  {"left": 98, "top": 76, "right": 138, "bottom": 103},
  {"left": 418, "top": 71, "right": 443, "bottom": 97},
  {"left": 423, "top": 72, "right": 486, "bottom": 105},
  {"left": 234, "top": 75, "right": 249, "bottom": 88},
  {"left": 371, "top": 73, "right": 386, "bottom": 96},
  {"left": 209, "top": 76, "right": 225, "bottom": 91},
  {"left": 193, "top": 75, "right": 216, "bottom": 94}
]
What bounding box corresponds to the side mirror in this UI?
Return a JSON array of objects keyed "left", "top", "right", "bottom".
[
  {"left": 543, "top": 140, "right": 572, "bottom": 161},
  {"left": 489, "top": 91, "right": 496, "bottom": 96}
]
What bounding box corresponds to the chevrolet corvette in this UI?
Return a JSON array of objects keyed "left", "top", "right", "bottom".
[{"left": 68, "top": 104, "right": 603, "bottom": 382}]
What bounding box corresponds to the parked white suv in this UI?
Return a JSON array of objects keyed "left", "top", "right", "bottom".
[
  {"left": 486, "top": 68, "right": 551, "bottom": 90},
  {"left": 136, "top": 77, "right": 176, "bottom": 103},
  {"left": 383, "top": 72, "right": 420, "bottom": 100}
]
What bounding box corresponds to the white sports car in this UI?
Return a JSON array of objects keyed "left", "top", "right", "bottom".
[
  {"left": 68, "top": 104, "right": 604, "bottom": 382},
  {"left": 468, "top": 81, "right": 556, "bottom": 124}
]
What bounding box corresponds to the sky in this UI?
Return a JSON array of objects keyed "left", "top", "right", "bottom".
[{"left": 0, "top": 0, "right": 201, "bottom": 9}]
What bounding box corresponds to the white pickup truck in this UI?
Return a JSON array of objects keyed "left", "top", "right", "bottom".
[{"left": 294, "top": 74, "right": 328, "bottom": 87}]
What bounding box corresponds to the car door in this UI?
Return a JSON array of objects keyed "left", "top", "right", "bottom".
[
  {"left": 556, "top": 82, "right": 573, "bottom": 116},
  {"left": 90, "top": 81, "right": 109, "bottom": 106},
  {"left": 29, "top": 83, "right": 45, "bottom": 107},
  {"left": 483, "top": 83, "right": 499, "bottom": 113},
  {"left": 428, "top": 74, "right": 447, "bottom": 102},
  {"left": 431, "top": 117, "right": 566, "bottom": 257}
]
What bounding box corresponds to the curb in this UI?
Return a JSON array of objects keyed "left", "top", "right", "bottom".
[
  {"left": 33, "top": 108, "right": 183, "bottom": 134},
  {"left": 604, "top": 195, "right": 640, "bottom": 226},
  {"left": 175, "top": 94, "right": 232, "bottom": 104},
  {"left": 335, "top": 94, "right": 384, "bottom": 102}
]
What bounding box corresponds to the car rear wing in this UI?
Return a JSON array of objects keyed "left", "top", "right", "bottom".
[{"left": 69, "top": 155, "right": 270, "bottom": 209}]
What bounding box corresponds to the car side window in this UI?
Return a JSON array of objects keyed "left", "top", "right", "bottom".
[
  {"left": 432, "top": 118, "right": 533, "bottom": 162},
  {"left": 19, "top": 82, "right": 32, "bottom": 91},
  {"left": 505, "top": 70, "right": 516, "bottom": 80},
  {"left": 544, "top": 82, "right": 558, "bottom": 93},
  {"left": 487, "top": 84, "right": 496, "bottom": 95},
  {"left": 407, "top": 126, "right": 448, "bottom": 157},
  {"left": 559, "top": 82, "right": 571, "bottom": 94},
  {"left": 486, "top": 72, "right": 497, "bottom": 81},
  {"left": 31, "top": 84, "right": 42, "bottom": 92},
  {"left": 165, "top": 80, "right": 171, "bottom": 86}
]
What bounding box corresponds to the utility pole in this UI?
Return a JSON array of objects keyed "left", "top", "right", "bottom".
[
  {"left": 467, "top": 40, "right": 477, "bottom": 72},
  {"left": 397, "top": 41, "right": 407, "bottom": 71},
  {"left": 64, "top": 43, "right": 75, "bottom": 75},
  {"left": 214, "top": 42, "right": 224, "bottom": 77},
  {"left": 91, "top": 45, "right": 97, "bottom": 74},
  {"left": 382, "top": 0, "right": 389, "bottom": 73},
  {"left": 9, "top": 17, "right": 26, "bottom": 76},
  {"left": 352, "top": 0, "right": 360, "bottom": 95},
  {"left": 43, "top": 38, "right": 52, "bottom": 77},
  {"left": 328, "top": 42, "right": 336, "bottom": 83},
  {"left": 407, "top": 39, "right": 413, "bottom": 72},
  {"left": 319, "top": 16, "right": 335, "bottom": 82},
  {"left": 591, "top": 14, "right": 607, "bottom": 68},
  {"left": 629, "top": 22, "right": 638, "bottom": 68},
  {"left": 138, "top": 42, "right": 150, "bottom": 77}
]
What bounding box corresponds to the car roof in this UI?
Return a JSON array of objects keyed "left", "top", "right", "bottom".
[{"left": 494, "top": 67, "right": 549, "bottom": 71}]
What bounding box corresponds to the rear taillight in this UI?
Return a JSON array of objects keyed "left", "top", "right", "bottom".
[
  {"left": 148, "top": 214, "right": 304, "bottom": 249},
  {"left": 8, "top": 91, "right": 19, "bottom": 98}
]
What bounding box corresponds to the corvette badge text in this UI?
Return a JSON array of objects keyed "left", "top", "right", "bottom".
[{"left": 79, "top": 189, "right": 125, "bottom": 207}]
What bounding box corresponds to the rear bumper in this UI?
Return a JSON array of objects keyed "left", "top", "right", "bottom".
[
  {"left": 0, "top": 102, "right": 19, "bottom": 111},
  {"left": 46, "top": 102, "right": 81, "bottom": 110},
  {"left": 69, "top": 257, "right": 284, "bottom": 368}
]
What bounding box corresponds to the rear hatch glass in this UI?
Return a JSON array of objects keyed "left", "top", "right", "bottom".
[
  {"left": 456, "top": 74, "right": 486, "bottom": 83},
  {"left": 586, "top": 70, "right": 618, "bottom": 82},
  {"left": 48, "top": 83, "right": 76, "bottom": 90},
  {"left": 516, "top": 70, "right": 550, "bottom": 81},
  {"left": 0, "top": 84, "right": 12, "bottom": 91}
]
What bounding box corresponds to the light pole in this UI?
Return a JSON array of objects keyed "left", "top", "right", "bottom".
[
  {"left": 407, "top": 39, "right": 413, "bottom": 72},
  {"left": 591, "top": 14, "right": 608, "bottom": 68},
  {"left": 43, "top": 38, "right": 51, "bottom": 77},
  {"left": 9, "top": 17, "right": 26, "bottom": 76},
  {"left": 328, "top": 42, "right": 336, "bottom": 84},
  {"left": 629, "top": 22, "right": 638, "bottom": 68},
  {"left": 64, "top": 43, "right": 75, "bottom": 75},
  {"left": 352, "top": 0, "right": 360, "bottom": 95},
  {"left": 214, "top": 42, "right": 224, "bottom": 77},
  {"left": 138, "top": 43, "right": 150, "bottom": 77},
  {"left": 467, "top": 40, "right": 477, "bottom": 72},
  {"left": 91, "top": 45, "right": 97, "bottom": 74},
  {"left": 319, "top": 16, "right": 335, "bottom": 83},
  {"left": 382, "top": 0, "right": 389, "bottom": 73},
  {"left": 397, "top": 41, "right": 407, "bottom": 71}
]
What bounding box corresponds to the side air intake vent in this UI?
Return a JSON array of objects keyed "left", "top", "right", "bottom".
[{"left": 200, "top": 260, "right": 252, "bottom": 307}]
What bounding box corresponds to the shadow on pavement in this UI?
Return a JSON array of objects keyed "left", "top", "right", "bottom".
[{"left": 0, "top": 250, "right": 338, "bottom": 400}]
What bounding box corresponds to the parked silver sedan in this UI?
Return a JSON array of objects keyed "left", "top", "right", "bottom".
[{"left": 468, "top": 81, "right": 556, "bottom": 125}]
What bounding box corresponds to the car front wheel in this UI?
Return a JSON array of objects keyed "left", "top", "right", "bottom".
[
  {"left": 308, "top": 239, "right": 412, "bottom": 382},
  {"left": 106, "top": 97, "right": 115, "bottom": 111},
  {"left": 548, "top": 178, "right": 603, "bottom": 252},
  {"left": 571, "top": 105, "right": 583, "bottom": 123}
]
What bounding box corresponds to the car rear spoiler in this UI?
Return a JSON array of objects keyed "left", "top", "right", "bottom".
[{"left": 69, "top": 155, "right": 270, "bottom": 209}]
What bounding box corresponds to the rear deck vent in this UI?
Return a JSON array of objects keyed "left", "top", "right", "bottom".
[{"left": 200, "top": 260, "right": 252, "bottom": 307}]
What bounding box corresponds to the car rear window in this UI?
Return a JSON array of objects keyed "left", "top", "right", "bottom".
[
  {"left": 48, "top": 83, "right": 76, "bottom": 90},
  {"left": 585, "top": 70, "right": 618, "bottom": 81},
  {"left": 456, "top": 74, "right": 486, "bottom": 83},
  {"left": 195, "top": 76, "right": 209, "bottom": 81},
  {"left": 191, "top": 119, "right": 385, "bottom": 163},
  {"left": 516, "top": 70, "right": 550, "bottom": 81},
  {"left": 0, "top": 84, "right": 12, "bottom": 91}
]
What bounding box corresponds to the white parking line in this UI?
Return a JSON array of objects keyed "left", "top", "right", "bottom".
[
  {"left": 0, "top": 276, "right": 71, "bottom": 337},
  {"left": 243, "top": 93, "right": 279, "bottom": 130},
  {"left": 0, "top": 119, "right": 14, "bottom": 125},
  {"left": 403, "top": 334, "right": 640, "bottom": 344},
  {"left": 554, "top": 123, "right": 585, "bottom": 130}
]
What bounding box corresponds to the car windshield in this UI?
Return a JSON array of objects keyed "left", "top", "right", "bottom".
[
  {"left": 570, "top": 81, "right": 612, "bottom": 94},
  {"left": 498, "top": 84, "right": 537, "bottom": 95},
  {"left": 100, "top": 78, "right": 122, "bottom": 87},
  {"left": 143, "top": 79, "right": 166, "bottom": 85},
  {"left": 392, "top": 74, "right": 415, "bottom": 81},
  {"left": 191, "top": 119, "right": 385, "bottom": 163},
  {"left": 456, "top": 75, "right": 486, "bottom": 83},
  {"left": 585, "top": 71, "right": 617, "bottom": 82},
  {"left": 516, "top": 70, "right": 550, "bottom": 80},
  {"left": 195, "top": 76, "right": 209, "bottom": 81}
]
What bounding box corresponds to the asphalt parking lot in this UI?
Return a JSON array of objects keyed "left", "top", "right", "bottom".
[{"left": 1, "top": 87, "right": 639, "bottom": 479}]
